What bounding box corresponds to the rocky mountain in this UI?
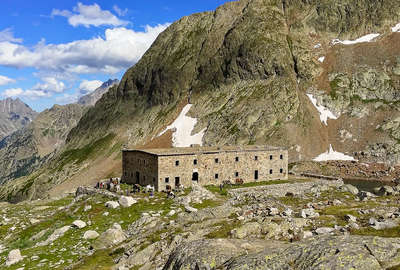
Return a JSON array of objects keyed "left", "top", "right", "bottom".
[
  {"left": 0, "top": 79, "right": 116, "bottom": 186},
  {"left": 1, "top": 0, "right": 400, "bottom": 201},
  {"left": 0, "top": 98, "right": 37, "bottom": 140},
  {"left": 77, "top": 79, "right": 119, "bottom": 106}
]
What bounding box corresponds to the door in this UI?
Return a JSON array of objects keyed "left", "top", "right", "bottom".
[
  {"left": 192, "top": 172, "right": 199, "bottom": 182},
  {"left": 135, "top": 171, "right": 140, "bottom": 184},
  {"left": 175, "top": 177, "right": 180, "bottom": 188},
  {"left": 255, "top": 170, "right": 259, "bottom": 180}
]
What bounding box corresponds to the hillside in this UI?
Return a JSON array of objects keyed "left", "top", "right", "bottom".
[
  {"left": 0, "top": 98, "right": 37, "bottom": 141},
  {"left": 1, "top": 0, "right": 400, "bottom": 201},
  {"left": 0, "top": 80, "right": 117, "bottom": 188}
]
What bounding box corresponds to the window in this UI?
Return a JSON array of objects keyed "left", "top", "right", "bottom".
[
  {"left": 270, "top": 155, "right": 273, "bottom": 160},
  {"left": 124, "top": 172, "right": 127, "bottom": 176},
  {"left": 130, "top": 172, "right": 133, "bottom": 177},
  {"left": 175, "top": 160, "right": 179, "bottom": 166},
  {"left": 280, "top": 154, "right": 283, "bottom": 160},
  {"left": 255, "top": 170, "right": 259, "bottom": 180},
  {"left": 144, "top": 160, "right": 146, "bottom": 165},
  {"left": 235, "top": 172, "right": 239, "bottom": 177},
  {"left": 153, "top": 177, "right": 156, "bottom": 183},
  {"left": 280, "top": 168, "right": 283, "bottom": 174},
  {"left": 255, "top": 156, "right": 258, "bottom": 160},
  {"left": 165, "top": 177, "right": 169, "bottom": 183},
  {"left": 194, "top": 159, "right": 197, "bottom": 165},
  {"left": 269, "top": 169, "right": 273, "bottom": 174},
  {"left": 215, "top": 173, "right": 219, "bottom": 179},
  {"left": 215, "top": 158, "right": 219, "bottom": 163},
  {"left": 235, "top": 157, "right": 239, "bottom": 162},
  {"left": 143, "top": 176, "right": 146, "bottom": 182}
]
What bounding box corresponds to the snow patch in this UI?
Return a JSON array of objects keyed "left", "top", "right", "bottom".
[
  {"left": 314, "top": 43, "right": 321, "bottom": 49},
  {"left": 332, "top": 33, "right": 380, "bottom": 45},
  {"left": 313, "top": 145, "right": 356, "bottom": 162},
  {"left": 306, "top": 94, "right": 337, "bottom": 125},
  {"left": 318, "top": 56, "right": 325, "bottom": 63},
  {"left": 392, "top": 23, "right": 400, "bottom": 32},
  {"left": 158, "top": 104, "right": 206, "bottom": 147}
]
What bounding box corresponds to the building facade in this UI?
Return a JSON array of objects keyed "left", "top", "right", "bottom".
[{"left": 122, "top": 146, "right": 288, "bottom": 191}]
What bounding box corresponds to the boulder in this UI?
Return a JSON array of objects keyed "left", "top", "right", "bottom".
[
  {"left": 300, "top": 208, "right": 319, "bottom": 218},
  {"left": 72, "top": 220, "right": 87, "bottom": 229},
  {"left": 315, "top": 227, "right": 335, "bottom": 235},
  {"left": 223, "top": 235, "right": 400, "bottom": 269},
  {"left": 345, "top": 214, "right": 357, "bottom": 223},
  {"left": 118, "top": 196, "right": 137, "bottom": 208},
  {"left": 37, "top": 226, "right": 71, "bottom": 246},
  {"left": 105, "top": 201, "right": 120, "bottom": 209},
  {"left": 83, "top": 230, "right": 100, "bottom": 240},
  {"left": 372, "top": 220, "right": 398, "bottom": 230},
  {"left": 231, "top": 222, "right": 261, "bottom": 239},
  {"left": 267, "top": 207, "right": 279, "bottom": 216},
  {"left": 282, "top": 208, "right": 293, "bottom": 217},
  {"left": 6, "top": 249, "right": 23, "bottom": 266},
  {"left": 184, "top": 205, "right": 198, "bottom": 213},
  {"left": 29, "top": 218, "right": 40, "bottom": 225},
  {"left": 341, "top": 184, "right": 359, "bottom": 195},
  {"left": 84, "top": 205, "right": 92, "bottom": 212},
  {"left": 93, "top": 223, "right": 126, "bottom": 249},
  {"left": 167, "top": 210, "right": 176, "bottom": 216}
]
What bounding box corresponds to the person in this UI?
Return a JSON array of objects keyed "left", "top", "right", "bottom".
[
  {"left": 219, "top": 183, "right": 223, "bottom": 192},
  {"left": 150, "top": 189, "right": 154, "bottom": 198}
]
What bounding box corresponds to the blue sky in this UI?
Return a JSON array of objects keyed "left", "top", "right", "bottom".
[{"left": 0, "top": 0, "right": 231, "bottom": 111}]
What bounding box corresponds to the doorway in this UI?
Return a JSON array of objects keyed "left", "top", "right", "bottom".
[
  {"left": 175, "top": 177, "right": 180, "bottom": 187},
  {"left": 135, "top": 171, "right": 140, "bottom": 184},
  {"left": 254, "top": 170, "right": 259, "bottom": 180},
  {"left": 192, "top": 172, "right": 199, "bottom": 182}
]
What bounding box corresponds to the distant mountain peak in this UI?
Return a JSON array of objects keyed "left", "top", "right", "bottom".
[{"left": 77, "top": 79, "right": 119, "bottom": 107}]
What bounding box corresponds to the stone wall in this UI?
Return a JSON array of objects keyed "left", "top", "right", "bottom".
[
  {"left": 122, "top": 151, "right": 158, "bottom": 189},
  {"left": 157, "top": 149, "right": 288, "bottom": 191},
  {"left": 122, "top": 148, "right": 288, "bottom": 191}
]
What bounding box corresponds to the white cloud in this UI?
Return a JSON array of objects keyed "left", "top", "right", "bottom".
[
  {"left": 52, "top": 2, "right": 128, "bottom": 28},
  {"left": 55, "top": 92, "right": 80, "bottom": 104},
  {"left": 0, "top": 24, "right": 169, "bottom": 75},
  {"left": 113, "top": 5, "right": 128, "bottom": 16},
  {"left": 2, "top": 77, "right": 66, "bottom": 99},
  {"left": 0, "top": 28, "right": 22, "bottom": 43},
  {"left": 3, "top": 88, "right": 23, "bottom": 97},
  {"left": 79, "top": 79, "right": 102, "bottom": 94},
  {"left": 32, "top": 77, "right": 66, "bottom": 93},
  {"left": 0, "top": 75, "right": 16, "bottom": 86}
]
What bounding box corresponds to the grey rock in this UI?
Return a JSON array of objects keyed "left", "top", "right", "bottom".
[
  {"left": 301, "top": 208, "right": 319, "bottom": 218},
  {"left": 315, "top": 227, "right": 335, "bottom": 235},
  {"left": 105, "top": 201, "right": 120, "bottom": 209},
  {"left": 6, "top": 249, "right": 23, "bottom": 266},
  {"left": 72, "top": 220, "right": 87, "bottom": 229},
  {"left": 118, "top": 196, "right": 137, "bottom": 208},
  {"left": 93, "top": 223, "right": 126, "bottom": 249},
  {"left": 83, "top": 230, "right": 100, "bottom": 240}
]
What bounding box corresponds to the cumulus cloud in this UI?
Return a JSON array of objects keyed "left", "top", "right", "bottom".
[
  {"left": 0, "top": 24, "right": 169, "bottom": 75},
  {"left": 52, "top": 2, "right": 128, "bottom": 28},
  {"left": 2, "top": 77, "right": 66, "bottom": 99},
  {"left": 78, "top": 79, "right": 103, "bottom": 94},
  {"left": 0, "top": 75, "right": 16, "bottom": 86},
  {"left": 0, "top": 28, "right": 22, "bottom": 43},
  {"left": 32, "top": 77, "right": 67, "bottom": 93}
]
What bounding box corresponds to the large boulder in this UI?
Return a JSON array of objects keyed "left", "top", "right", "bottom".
[
  {"left": 340, "top": 184, "right": 359, "bottom": 195},
  {"left": 6, "top": 249, "right": 23, "bottom": 266},
  {"left": 93, "top": 223, "right": 126, "bottom": 249},
  {"left": 231, "top": 222, "right": 260, "bottom": 239},
  {"left": 301, "top": 208, "right": 319, "bottom": 218},
  {"left": 119, "top": 196, "right": 137, "bottom": 208},
  {"left": 223, "top": 235, "right": 400, "bottom": 269},
  {"left": 105, "top": 201, "right": 120, "bottom": 209},
  {"left": 37, "top": 226, "right": 71, "bottom": 246},
  {"left": 72, "top": 220, "right": 87, "bottom": 229},
  {"left": 83, "top": 230, "right": 100, "bottom": 240}
]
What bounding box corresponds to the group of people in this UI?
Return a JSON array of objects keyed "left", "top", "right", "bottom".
[{"left": 95, "top": 177, "right": 122, "bottom": 193}]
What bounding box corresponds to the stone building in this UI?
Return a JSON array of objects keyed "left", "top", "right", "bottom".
[{"left": 121, "top": 145, "right": 288, "bottom": 191}]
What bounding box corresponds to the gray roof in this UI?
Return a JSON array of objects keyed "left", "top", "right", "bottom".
[{"left": 123, "top": 145, "right": 286, "bottom": 156}]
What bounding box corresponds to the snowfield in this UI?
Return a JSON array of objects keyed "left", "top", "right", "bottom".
[
  {"left": 306, "top": 94, "right": 337, "bottom": 125},
  {"left": 318, "top": 56, "right": 325, "bottom": 63},
  {"left": 392, "top": 23, "right": 400, "bottom": 32},
  {"left": 332, "top": 33, "right": 380, "bottom": 45},
  {"left": 158, "top": 104, "right": 206, "bottom": 147},
  {"left": 314, "top": 145, "right": 356, "bottom": 162}
]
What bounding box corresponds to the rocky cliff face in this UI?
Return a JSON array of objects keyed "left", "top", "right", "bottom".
[
  {"left": 77, "top": 79, "right": 119, "bottom": 107},
  {"left": 0, "top": 98, "right": 37, "bottom": 140},
  {"left": 2, "top": 0, "right": 400, "bottom": 200}
]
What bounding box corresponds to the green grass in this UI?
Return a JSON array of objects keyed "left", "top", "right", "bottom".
[
  {"left": 71, "top": 248, "right": 117, "bottom": 270},
  {"left": 56, "top": 133, "right": 116, "bottom": 171},
  {"left": 205, "top": 220, "right": 242, "bottom": 239},
  {"left": 352, "top": 226, "right": 400, "bottom": 238},
  {"left": 190, "top": 199, "right": 222, "bottom": 210}
]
